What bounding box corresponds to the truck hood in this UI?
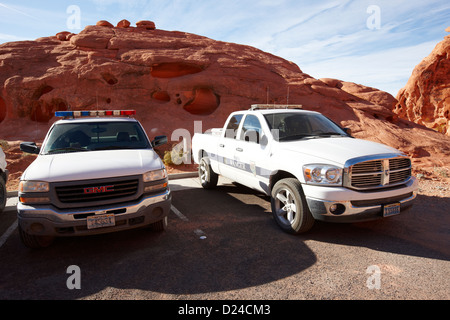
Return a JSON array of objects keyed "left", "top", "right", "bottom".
[
  {"left": 281, "top": 137, "right": 402, "bottom": 166},
  {"left": 21, "top": 149, "right": 163, "bottom": 183}
]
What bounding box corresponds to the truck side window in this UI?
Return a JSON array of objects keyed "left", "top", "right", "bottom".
[
  {"left": 240, "top": 115, "right": 262, "bottom": 144},
  {"left": 224, "top": 114, "right": 243, "bottom": 139}
]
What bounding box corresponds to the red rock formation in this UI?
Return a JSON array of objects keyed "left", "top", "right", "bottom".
[
  {"left": 116, "top": 19, "right": 131, "bottom": 28},
  {"left": 0, "top": 21, "right": 449, "bottom": 177},
  {"left": 96, "top": 20, "right": 114, "bottom": 28},
  {"left": 395, "top": 30, "right": 450, "bottom": 135},
  {"left": 136, "top": 20, "right": 156, "bottom": 30}
]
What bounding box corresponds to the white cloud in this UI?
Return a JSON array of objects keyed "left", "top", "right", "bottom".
[
  {"left": 0, "top": 33, "right": 28, "bottom": 42},
  {"left": 298, "top": 40, "right": 440, "bottom": 96}
]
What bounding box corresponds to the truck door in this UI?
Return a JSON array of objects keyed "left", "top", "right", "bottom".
[
  {"left": 234, "top": 114, "right": 271, "bottom": 194},
  {"left": 217, "top": 113, "right": 244, "bottom": 180}
]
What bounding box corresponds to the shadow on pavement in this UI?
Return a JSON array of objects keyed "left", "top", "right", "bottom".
[{"left": 0, "top": 183, "right": 447, "bottom": 299}]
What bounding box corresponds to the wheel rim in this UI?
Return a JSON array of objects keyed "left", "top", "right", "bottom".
[
  {"left": 274, "top": 188, "right": 297, "bottom": 226},
  {"left": 199, "top": 160, "right": 208, "bottom": 183}
]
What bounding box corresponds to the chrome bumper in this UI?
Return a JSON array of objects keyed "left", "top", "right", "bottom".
[
  {"left": 306, "top": 191, "right": 416, "bottom": 223},
  {"left": 17, "top": 190, "right": 171, "bottom": 236},
  {"left": 304, "top": 177, "right": 418, "bottom": 223}
]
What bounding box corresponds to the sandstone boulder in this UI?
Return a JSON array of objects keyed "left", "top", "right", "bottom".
[
  {"left": 136, "top": 20, "right": 156, "bottom": 30},
  {"left": 116, "top": 19, "right": 130, "bottom": 28},
  {"left": 395, "top": 30, "right": 450, "bottom": 135},
  {"left": 96, "top": 20, "right": 114, "bottom": 28}
]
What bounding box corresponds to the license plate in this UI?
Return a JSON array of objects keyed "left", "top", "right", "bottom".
[
  {"left": 383, "top": 203, "right": 401, "bottom": 217},
  {"left": 87, "top": 214, "right": 115, "bottom": 229}
]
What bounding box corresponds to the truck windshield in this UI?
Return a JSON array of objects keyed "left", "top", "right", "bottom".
[
  {"left": 264, "top": 112, "right": 347, "bottom": 142},
  {"left": 42, "top": 121, "right": 151, "bottom": 154}
]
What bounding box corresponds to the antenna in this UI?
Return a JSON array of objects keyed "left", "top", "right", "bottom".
[
  {"left": 66, "top": 95, "right": 71, "bottom": 111},
  {"left": 287, "top": 86, "right": 290, "bottom": 105}
]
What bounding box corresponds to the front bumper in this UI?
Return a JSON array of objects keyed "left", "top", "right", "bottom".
[
  {"left": 17, "top": 190, "right": 171, "bottom": 237},
  {"left": 304, "top": 178, "right": 418, "bottom": 223}
]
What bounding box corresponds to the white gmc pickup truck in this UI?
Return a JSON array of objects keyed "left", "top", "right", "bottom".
[
  {"left": 18, "top": 110, "right": 171, "bottom": 248},
  {"left": 0, "top": 146, "right": 7, "bottom": 213},
  {"left": 192, "top": 105, "right": 418, "bottom": 234}
]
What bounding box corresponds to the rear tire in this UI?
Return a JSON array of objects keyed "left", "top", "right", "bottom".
[
  {"left": 199, "top": 157, "right": 218, "bottom": 189},
  {"left": 18, "top": 224, "right": 55, "bottom": 248},
  {"left": 271, "top": 178, "right": 315, "bottom": 234}
]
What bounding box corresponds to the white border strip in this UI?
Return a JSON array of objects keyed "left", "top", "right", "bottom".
[
  {"left": 170, "top": 205, "right": 189, "bottom": 221},
  {"left": 0, "top": 219, "right": 17, "bottom": 248}
]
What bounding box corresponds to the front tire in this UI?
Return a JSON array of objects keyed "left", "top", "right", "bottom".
[
  {"left": 199, "top": 157, "right": 218, "bottom": 189},
  {"left": 0, "top": 176, "right": 6, "bottom": 213},
  {"left": 18, "top": 224, "right": 55, "bottom": 248},
  {"left": 271, "top": 178, "right": 315, "bottom": 234},
  {"left": 150, "top": 216, "right": 168, "bottom": 232}
]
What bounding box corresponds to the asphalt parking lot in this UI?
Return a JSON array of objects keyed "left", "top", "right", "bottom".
[{"left": 0, "top": 175, "right": 449, "bottom": 302}]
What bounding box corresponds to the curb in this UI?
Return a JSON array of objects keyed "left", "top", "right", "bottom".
[
  {"left": 168, "top": 172, "right": 198, "bottom": 180},
  {"left": 5, "top": 172, "right": 199, "bottom": 198}
]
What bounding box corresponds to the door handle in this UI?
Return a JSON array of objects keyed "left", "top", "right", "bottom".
[
  {"left": 219, "top": 144, "right": 225, "bottom": 148},
  {"left": 236, "top": 147, "right": 243, "bottom": 152}
]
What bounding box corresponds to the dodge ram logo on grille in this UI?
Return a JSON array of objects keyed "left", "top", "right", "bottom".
[{"left": 84, "top": 185, "right": 114, "bottom": 194}]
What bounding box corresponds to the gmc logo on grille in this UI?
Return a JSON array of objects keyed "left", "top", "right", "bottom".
[{"left": 83, "top": 185, "right": 114, "bottom": 194}]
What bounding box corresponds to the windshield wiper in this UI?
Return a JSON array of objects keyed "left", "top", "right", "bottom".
[
  {"left": 93, "top": 146, "right": 136, "bottom": 151},
  {"left": 278, "top": 134, "right": 315, "bottom": 141},
  {"left": 315, "top": 132, "right": 345, "bottom": 137},
  {"left": 46, "top": 147, "right": 88, "bottom": 154}
]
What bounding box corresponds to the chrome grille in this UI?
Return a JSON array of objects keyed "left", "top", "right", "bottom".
[
  {"left": 55, "top": 179, "right": 139, "bottom": 204},
  {"left": 345, "top": 156, "right": 412, "bottom": 190}
]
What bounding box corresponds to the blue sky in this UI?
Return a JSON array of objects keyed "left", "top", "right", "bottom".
[{"left": 0, "top": 0, "right": 449, "bottom": 96}]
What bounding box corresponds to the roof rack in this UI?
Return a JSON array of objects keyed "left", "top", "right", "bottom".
[{"left": 250, "top": 104, "right": 303, "bottom": 110}]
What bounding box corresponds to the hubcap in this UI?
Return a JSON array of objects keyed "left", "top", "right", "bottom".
[
  {"left": 200, "top": 160, "right": 208, "bottom": 183},
  {"left": 274, "top": 188, "right": 297, "bottom": 226}
]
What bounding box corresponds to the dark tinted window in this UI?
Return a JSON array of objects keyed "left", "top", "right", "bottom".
[
  {"left": 264, "top": 112, "right": 346, "bottom": 141},
  {"left": 42, "top": 121, "right": 150, "bottom": 154}
]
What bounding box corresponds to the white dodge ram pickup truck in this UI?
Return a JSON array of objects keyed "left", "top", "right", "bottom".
[
  {"left": 18, "top": 110, "right": 171, "bottom": 248},
  {"left": 192, "top": 105, "right": 417, "bottom": 234},
  {"left": 0, "top": 146, "right": 8, "bottom": 213}
]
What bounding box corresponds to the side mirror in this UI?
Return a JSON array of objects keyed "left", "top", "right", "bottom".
[
  {"left": 151, "top": 135, "right": 167, "bottom": 148},
  {"left": 20, "top": 142, "right": 40, "bottom": 154},
  {"left": 260, "top": 135, "right": 268, "bottom": 146},
  {"left": 343, "top": 128, "right": 352, "bottom": 136}
]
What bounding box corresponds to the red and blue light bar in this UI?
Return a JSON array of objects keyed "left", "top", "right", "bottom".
[{"left": 55, "top": 110, "right": 136, "bottom": 117}]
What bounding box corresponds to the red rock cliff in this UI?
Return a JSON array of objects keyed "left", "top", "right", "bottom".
[{"left": 395, "top": 29, "right": 450, "bottom": 135}]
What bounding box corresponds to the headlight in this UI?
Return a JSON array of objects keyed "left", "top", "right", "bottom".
[
  {"left": 19, "top": 181, "right": 50, "bottom": 193},
  {"left": 143, "top": 168, "right": 167, "bottom": 182},
  {"left": 19, "top": 181, "right": 50, "bottom": 204},
  {"left": 303, "top": 164, "right": 342, "bottom": 186}
]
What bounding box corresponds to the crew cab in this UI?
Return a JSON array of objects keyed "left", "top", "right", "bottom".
[
  {"left": 192, "top": 105, "right": 418, "bottom": 234},
  {"left": 18, "top": 110, "right": 171, "bottom": 248},
  {"left": 0, "top": 145, "right": 8, "bottom": 213}
]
